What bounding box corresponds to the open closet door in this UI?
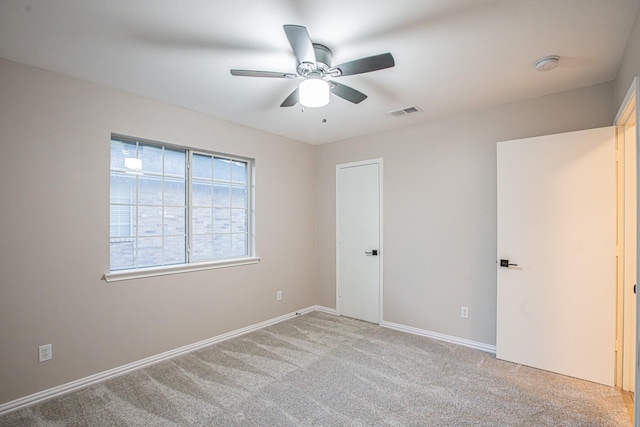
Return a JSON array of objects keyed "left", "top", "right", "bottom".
[{"left": 496, "top": 127, "right": 616, "bottom": 386}]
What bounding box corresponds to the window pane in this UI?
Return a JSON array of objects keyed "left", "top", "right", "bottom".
[
  {"left": 111, "top": 140, "right": 137, "bottom": 171},
  {"left": 231, "top": 234, "right": 247, "bottom": 257},
  {"left": 193, "top": 154, "right": 212, "bottom": 180},
  {"left": 164, "top": 207, "right": 186, "bottom": 235},
  {"left": 231, "top": 185, "right": 247, "bottom": 208},
  {"left": 138, "top": 206, "right": 163, "bottom": 236},
  {"left": 192, "top": 207, "right": 212, "bottom": 234},
  {"left": 214, "top": 208, "right": 231, "bottom": 233},
  {"left": 192, "top": 235, "right": 213, "bottom": 261},
  {"left": 164, "top": 178, "right": 185, "bottom": 206},
  {"left": 110, "top": 238, "right": 135, "bottom": 270},
  {"left": 214, "top": 234, "right": 231, "bottom": 258},
  {"left": 231, "top": 209, "right": 247, "bottom": 233},
  {"left": 110, "top": 205, "right": 133, "bottom": 237},
  {"left": 137, "top": 237, "right": 163, "bottom": 267},
  {"left": 213, "top": 184, "right": 230, "bottom": 207},
  {"left": 138, "top": 176, "right": 162, "bottom": 206},
  {"left": 110, "top": 172, "right": 136, "bottom": 205},
  {"left": 214, "top": 157, "right": 230, "bottom": 181},
  {"left": 139, "top": 144, "right": 163, "bottom": 174},
  {"left": 192, "top": 182, "right": 212, "bottom": 207},
  {"left": 164, "top": 148, "right": 185, "bottom": 176},
  {"left": 164, "top": 236, "right": 186, "bottom": 265},
  {"left": 232, "top": 161, "right": 247, "bottom": 184}
]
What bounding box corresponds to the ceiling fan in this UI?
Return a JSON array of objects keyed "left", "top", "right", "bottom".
[{"left": 230, "top": 25, "right": 395, "bottom": 108}]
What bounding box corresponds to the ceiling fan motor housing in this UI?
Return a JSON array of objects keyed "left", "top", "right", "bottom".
[
  {"left": 297, "top": 44, "right": 333, "bottom": 76},
  {"left": 313, "top": 44, "right": 332, "bottom": 72}
]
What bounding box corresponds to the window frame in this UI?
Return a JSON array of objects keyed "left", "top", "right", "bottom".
[{"left": 104, "top": 135, "right": 259, "bottom": 283}]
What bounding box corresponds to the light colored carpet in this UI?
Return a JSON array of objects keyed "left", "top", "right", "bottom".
[{"left": 0, "top": 312, "right": 630, "bottom": 426}]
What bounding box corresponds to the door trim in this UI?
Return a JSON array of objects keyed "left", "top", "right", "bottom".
[
  {"left": 336, "top": 158, "right": 384, "bottom": 324},
  {"left": 614, "top": 77, "right": 638, "bottom": 393},
  {"left": 615, "top": 76, "right": 639, "bottom": 426}
]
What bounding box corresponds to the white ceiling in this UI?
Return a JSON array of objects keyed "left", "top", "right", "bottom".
[{"left": 1, "top": 0, "right": 638, "bottom": 145}]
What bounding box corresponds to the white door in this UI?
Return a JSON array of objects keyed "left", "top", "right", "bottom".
[
  {"left": 496, "top": 127, "right": 616, "bottom": 386},
  {"left": 337, "top": 159, "right": 382, "bottom": 324}
]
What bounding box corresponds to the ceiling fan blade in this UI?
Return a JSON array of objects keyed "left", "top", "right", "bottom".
[
  {"left": 329, "top": 53, "right": 395, "bottom": 76},
  {"left": 230, "top": 69, "right": 297, "bottom": 78},
  {"left": 280, "top": 88, "right": 299, "bottom": 107},
  {"left": 283, "top": 25, "right": 316, "bottom": 66},
  {"left": 329, "top": 81, "right": 368, "bottom": 104}
]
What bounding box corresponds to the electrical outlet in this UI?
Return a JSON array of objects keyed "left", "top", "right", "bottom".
[
  {"left": 276, "top": 290, "right": 282, "bottom": 301},
  {"left": 39, "top": 344, "right": 52, "bottom": 362},
  {"left": 460, "top": 306, "right": 469, "bottom": 319}
]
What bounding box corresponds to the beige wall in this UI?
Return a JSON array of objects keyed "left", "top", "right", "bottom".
[
  {"left": 615, "top": 6, "right": 640, "bottom": 109},
  {"left": 315, "top": 82, "right": 615, "bottom": 346},
  {"left": 0, "top": 58, "right": 317, "bottom": 404}
]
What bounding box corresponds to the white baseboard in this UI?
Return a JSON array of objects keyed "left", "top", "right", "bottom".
[
  {"left": 0, "top": 305, "right": 335, "bottom": 416},
  {"left": 304, "top": 305, "right": 338, "bottom": 316},
  {"left": 381, "top": 320, "right": 497, "bottom": 354}
]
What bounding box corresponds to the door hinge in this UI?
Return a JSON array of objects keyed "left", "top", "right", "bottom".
[{"left": 615, "top": 339, "right": 622, "bottom": 352}]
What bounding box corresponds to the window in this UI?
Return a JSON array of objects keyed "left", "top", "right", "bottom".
[
  {"left": 108, "top": 136, "right": 254, "bottom": 277},
  {"left": 191, "top": 154, "right": 249, "bottom": 261}
]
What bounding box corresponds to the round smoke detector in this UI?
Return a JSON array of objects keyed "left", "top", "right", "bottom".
[{"left": 535, "top": 55, "right": 560, "bottom": 72}]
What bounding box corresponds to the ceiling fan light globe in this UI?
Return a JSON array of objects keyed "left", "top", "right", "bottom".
[{"left": 299, "top": 79, "right": 330, "bottom": 108}]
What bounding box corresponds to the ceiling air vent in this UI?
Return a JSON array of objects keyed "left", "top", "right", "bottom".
[{"left": 387, "top": 105, "right": 423, "bottom": 117}]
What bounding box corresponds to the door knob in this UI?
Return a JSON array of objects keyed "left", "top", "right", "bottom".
[
  {"left": 500, "top": 259, "right": 518, "bottom": 267},
  {"left": 365, "top": 250, "right": 378, "bottom": 256}
]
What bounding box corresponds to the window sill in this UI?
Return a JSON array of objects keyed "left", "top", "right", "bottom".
[{"left": 102, "top": 257, "right": 261, "bottom": 283}]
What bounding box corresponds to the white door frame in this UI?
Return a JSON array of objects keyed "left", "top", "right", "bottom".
[
  {"left": 615, "top": 76, "right": 640, "bottom": 426},
  {"left": 336, "top": 158, "right": 384, "bottom": 324},
  {"left": 615, "top": 76, "right": 638, "bottom": 394}
]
